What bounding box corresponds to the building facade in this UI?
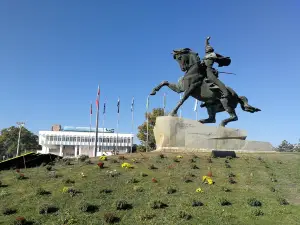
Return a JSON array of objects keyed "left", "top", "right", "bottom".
[{"left": 38, "top": 126, "right": 134, "bottom": 157}]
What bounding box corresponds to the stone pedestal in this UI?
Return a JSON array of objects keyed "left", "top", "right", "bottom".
[{"left": 153, "top": 116, "right": 274, "bottom": 153}]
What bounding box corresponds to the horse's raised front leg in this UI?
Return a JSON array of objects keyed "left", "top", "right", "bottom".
[{"left": 150, "top": 81, "right": 183, "bottom": 96}]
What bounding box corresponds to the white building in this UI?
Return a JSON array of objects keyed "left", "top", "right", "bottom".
[{"left": 38, "top": 125, "right": 134, "bottom": 157}]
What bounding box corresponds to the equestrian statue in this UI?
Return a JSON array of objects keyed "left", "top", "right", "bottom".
[{"left": 150, "top": 37, "right": 261, "bottom": 127}]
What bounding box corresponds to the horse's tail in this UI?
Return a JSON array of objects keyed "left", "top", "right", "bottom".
[{"left": 238, "top": 96, "right": 261, "bottom": 113}]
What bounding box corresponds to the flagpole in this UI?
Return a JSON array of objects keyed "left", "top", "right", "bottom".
[
  {"left": 116, "top": 97, "right": 120, "bottom": 155},
  {"left": 146, "top": 95, "right": 149, "bottom": 152},
  {"left": 131, "top": 97, "right": 134, "bottom": 153},
  {"left": 95, "top": 85, "right": 100, "bottom": 158},
  {"left": 101, "top": 102, "right": 105, "bottom": 155},
  {"left": 89, "top": 101, "right": 92, "bottom": 154}
]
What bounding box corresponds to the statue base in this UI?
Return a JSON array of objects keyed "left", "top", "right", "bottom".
[{"left": 153, "top": 116, "right": 275, "bottom": 153}]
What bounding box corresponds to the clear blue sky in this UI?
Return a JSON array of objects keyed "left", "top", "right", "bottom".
[{"left": 0, "top": 0, "right": 299, "bottom": 146}]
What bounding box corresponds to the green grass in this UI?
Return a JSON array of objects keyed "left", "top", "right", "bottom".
[{"left": 0, "top": 152, "right": 300, "bottom": 225}]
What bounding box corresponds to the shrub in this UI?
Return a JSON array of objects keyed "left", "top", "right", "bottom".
[
  {"left": 167, "top": 186, "right": 176, "bottom": 194},
  {"left": 14, "top": 216, "right": 27, "bottom": 225},
  {"left": 252, "top": 209, "right": 264, "bottom": 216},
  {"left": 39, "top": 204, "right": 59, "bottom": 214},
  {"left": 45, "top": 165, "right": 52, "bottom": 171},
  {"left": 148, "top": 164, "right": 157, "bottom": 170},
  {"left": 140, "top": 172, "right": 148, "bottom": 177},
  {"left": 219, "top": 198, "right": 232, "bottom": 206},
  {"left": 133, "top": 186, "right": 144, "bottom": 192},
  {"left": 221, "top": 187, "right": 231, "bottom": 192},
  {"left": 36, "top": 188, "right": 51, "bottom": 196},
  {"left": 126, "top": 178, "right": 139, "bottom": 184},
  {"left": 178, "top": 211, "right": 192, "bottom": 220},
  {"left": 100, "top": 189, "right": 113, "bottom": 194},
  {"left": 278, "top": 197, "right": 289, "bottom": 205},
  {"left": 149, "top": 200, "right": 168, "bottom": 209},
  {"left": 79, "top": 202, "right": 99, "bottom": 213},
  {"left": 270, "top": 187, "right": 276, "bottom": 192},
  {"left": 2, "top": 207, "right": 17, "bottom": 215},
  {"left": 192, "top": 200, "right": 204, "bottom": 207},
  {"left": 228, "top": 172, "right": 235, "bottom": 178},
  {"left": 190, "top": 164, "right": 198, "bottom": 169},
  {"left": 79, "top": 155, "right": 89, "bottom": 162},
  {"left": 247, "top": 198, "right": 262, "bottom": 207},
  {"left": 115, "top": 200, "right": 132, "bottom": 210},
  {"left": 104, "top": 212, "right": 120, "bottom": 224},
  {"left": 64, "top": 179, "right": 75, "bottom": 184},
  {"left": 140, "top": 213, "right": 155, "bottom": 221}
]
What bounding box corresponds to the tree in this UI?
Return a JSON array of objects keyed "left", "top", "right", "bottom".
[
  {"left": 0, "top": 126, "right": 41, "bottom": 157},
  {"left": 275, "top": 140, "right": 295, "bottom": 152},
  {"left": 137, "top": 108, "right": 165, "bottom": 151}
]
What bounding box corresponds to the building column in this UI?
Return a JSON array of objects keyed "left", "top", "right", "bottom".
[
  {"left": 59, "top": 145, "right": 63, "bottom": 157},
  {"left": 46, "top": 147, "right": 49, "bottom": 154},
  {"left": 79, "top": 146, "right": 82, "bottom": 156},
  {"left": 75, "top": 146, "right": 78, "bottom": 157}
]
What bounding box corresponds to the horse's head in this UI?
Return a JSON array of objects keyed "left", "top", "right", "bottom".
[{"left": 172, "top": 48, "right": 200, "bottom": 72}]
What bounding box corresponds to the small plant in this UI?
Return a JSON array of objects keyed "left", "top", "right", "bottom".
[
  {"left": 151, "top": 178, "right": 158, "bottom": 183},
  {"left": 121, "top": 163, "right": 133, "bottom": 169},
  {"left": 188, "top": 158, "right": 196, "bottom": 163},
  {"left": 140, "top": 213, "right": 155, "bottom": 221},
  {"left": 118, "top": 155, "right": 125, "bottom": 160},
  {"left": 79, "top": 155, "right": 89, "bottom": 162},
  {"left": 16, "top": 173, "right": 26, "bottom": 180},
  {"left": 2, "top": 207, "right": 17, "bottom": 215},
  {"left": 45, "top": 165, "right": 52, "bottom": 171},
  {"left": 140, "top": 172, "right": 148, "bottom": 177},
  {"left": 252, "top": 209, "right": 264, "bottom": 216},
  {"left": 99, "top": 155, "right": 107, "bottom": 161},
  {"left": 277, "top": 160, "right": 283, "bottom": 164},
  {"left": 79, "top": 201, "right": 99, "bottom": 213},
  {"left": 39, "top": 203, "right": 59, "bottom": 214},
  {"left": 225, "top": 159, "right": 229, "bottom": 163},
  {"left": 104, "top": 212, "right": 120, "bottom": 224},
  {"left": 106, "top": 170, "right": 120, "bottom": 177},
  {"left": 192, "top": 200, "right": 204, "bottom": 207},
  {"left": 270, "top": 187, "right": 276, "bottom": 192},
  {"left": 148, "top": 164, "right": 157, "bottom": 170},
  {"left": 126, "top": 178, "right": 139, "bottom": 184},
  {"left": 270, "top": 177, "right": 277, "bottom": 182},
  {"left": 207, "top": 157, "right": 213, "bottom": 163},
  {"left": 173, "top": 158, "right": 180, "bottom": 163},
  {"left": 257, "top": 156, "right": 264, "bottom": 162},
  {"left": 278, "top": 197, "right": 289, "bottom": 205},
  {"left": 190, "top": 164, "right": 198, "bottom": 169},
  {"left": 228, "top": 177, "right": 236, "bottom": 184},
  {"left": 14, "top": 216, "right": 27, "bottom": 225},
  {"left": 247, "top": 198, "right": 262, "bottom": 207},
  {"left": 84, "top": 159, "right": 92, "bottom": 165},
  {"left": 100, "top": 189, "right": 113, "bottom": 194},
  {"left": 97, "top": 162, "right": 104, "bottom": 169},
  {"left": 225, "top": 163, "right": 231, "bottom": 168},
  {"left": 167, "top": 186, "right": 176, "bottom": 194},
  {"left": 149, "top": 200, "right": 168, "bottom": 209},
  {"left": 178, "top": 210, "right": 192, "bottom": 220},
  {"left": 158, "top": 154, "right": 165, "bottom": 159},
  {"left": 221, "top": 187, "right": 231, "bottom": 192},
  {"left": 226, "top": 156, "right": 233, "bottom": 160},
  {"left": 115, "top": 200, "right": 132, "bottom": 210},
  {"left": 228, "top": 172, "right": 235, "bottom": 178},
  {"left": 62, "top": 187, "right": 78, "bottom": 197},
  {"left": 219, "top": 198, "right": 232, "bottom": 206},
  {"left": 48, "top": 171, "right": 58, "bottom": 178},
  {"left": 133, "top": 186, "right": 144, "bottom": 192},
  {"left": 64, "top": 179, "right": 75, "bottom": 184},
  {"left": 63, "top": 158, "right": 72, "bottom": 165},
  {"left": 36, "top": 187, "right": 51, "bottom": 196}
]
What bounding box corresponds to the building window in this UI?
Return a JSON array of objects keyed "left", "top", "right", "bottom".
[
  {"left": 66, "top": 136, "right": 70, "bottom": 141},
  {"left": 58, "top": 136, "right": 61, "bottom": 141}
]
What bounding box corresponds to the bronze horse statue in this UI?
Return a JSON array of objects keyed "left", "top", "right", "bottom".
[{"left": 150, "top": 48, "right": 261, "bottom": 127}]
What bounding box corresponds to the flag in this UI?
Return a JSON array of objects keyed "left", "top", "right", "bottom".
[
  {"left": 117, "top": 98, "right": 120, "bottom": 113},
  {"left": 163, "top": 93, "right": 166, "bottom": 109},
  {"left": 146, "top": 95, "right": 149, "bottom": 110},
  {"left": 90, "top": 102, "right": 92, "bottom": 115},
  {"left": 131, "top": 97, "right": 134, "bottom": 112},
  {"left": 194, "top": 99, "right": 198, "bottom": 112},
  {"left": 96, "top": 85, "right": 100, "bottom": 110},
  {"left": 103, "top": 102, "right": 106, "bottom": 114}
]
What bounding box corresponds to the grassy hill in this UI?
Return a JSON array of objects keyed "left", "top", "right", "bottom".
[{"left": 0, "top": 152, "right": 300, "bottom": 225}]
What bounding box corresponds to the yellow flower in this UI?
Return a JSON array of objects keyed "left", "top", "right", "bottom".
[
  {"left": 176, "top": 155, "right": 183, "bottom": 158},
  {"left": 121, "top": 163, "right": 133, "bottom": 169},
  {"left": 62, "top": 187, "right": 69, "bottom": 193},
  {"left": 196, "top": 188, "right": 203, "bottom": 193},
  {"left": 202, "top": 175, "right": 213, "bottom": 185},
  {"left": 99, "top": 156, "right": 107, "bottom": 161}
]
